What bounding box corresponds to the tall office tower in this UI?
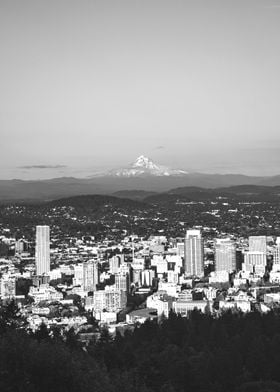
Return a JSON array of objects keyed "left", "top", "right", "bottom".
[
  {"left": 115, "top": 272, "right": 130, "bottom": 293},
  {"left": 184, "top": 229, "right": 204, "bottom": 277},
  {"left": 35, "top": 225, "right": 50, "bottom": 275},
  {"left": 249, "top": 236, "right": 267, "bottom": 253},
  {"left": 93, "top": 290, "right": 106, "bottom": 313},
  {"left": 93, "top": 287, "right": 126, "bottom": 313},
  {"left": 244, "top": 252, "right": 267, "bottom": 275},
  {"left": 83, "top": 260, "right": 98, "bottom": 292},
  {"left": 215, "top": 239, "right": 237, "bottom": 273},
  {"left": 105, "top": 287, "right": 126, "bottom": 312},
  {"left": 245, "top": 236, "right": 267, "bottom": 276}
]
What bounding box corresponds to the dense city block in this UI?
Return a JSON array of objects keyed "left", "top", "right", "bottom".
[{"left": 0, "top": 190, "right": 280, "bottom": 334}]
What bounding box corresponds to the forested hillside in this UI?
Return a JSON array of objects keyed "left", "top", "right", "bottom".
[{"left": 2, "top": 303, "right": 280, "bottom": 391}]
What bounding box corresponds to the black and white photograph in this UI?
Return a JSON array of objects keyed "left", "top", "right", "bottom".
[{"left": 1, "top": 0, "right": 280, "bottom": 391}]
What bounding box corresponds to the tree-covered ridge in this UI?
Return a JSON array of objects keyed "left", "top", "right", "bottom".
[
  {"left": 89, "top": 310, "right": 280, "bottom": 392},
  {"left": 2, "top": 302, "right": 280, "bottom": 391}
]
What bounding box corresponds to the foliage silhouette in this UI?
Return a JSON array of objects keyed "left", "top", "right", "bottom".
[{"left": 3, "top": 306, "right": 280, "bottom": 391}]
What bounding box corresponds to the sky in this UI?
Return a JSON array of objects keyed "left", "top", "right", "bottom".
[{"left": 1, "top": 0, "right": 280, "bottom": 179}]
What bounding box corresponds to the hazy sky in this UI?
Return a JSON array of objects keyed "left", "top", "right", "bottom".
[{"left": 1, "top": 0, "right": 280, "bottom": 179}]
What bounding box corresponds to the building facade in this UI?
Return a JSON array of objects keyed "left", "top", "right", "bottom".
[
  {"left": 249, "top": 236, "right": 267, "bottom": 253},
  {"left": 184, "top": 230, "right": 204, "bottom": 277},
  {"left": 215, "top": 238, "right": 236, "bottom": 273},
  {"left": 35, "top": 225, "right": 50, "bottom": 275}
]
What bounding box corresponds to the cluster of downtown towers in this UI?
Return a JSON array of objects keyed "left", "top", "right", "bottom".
[
  {"left": 35, "top": 226, "right": 239, "bottom": 279},
  {"left": 183, "top": 230, "right": 236, "bottom": 277}
]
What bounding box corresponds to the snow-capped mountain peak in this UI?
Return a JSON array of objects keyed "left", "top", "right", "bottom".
[
  {"left": 132, "top": 155, "right": 161, "bottom": 170},
  {"left": 107, "top": 156, "right": 188, "bottom": 177}
]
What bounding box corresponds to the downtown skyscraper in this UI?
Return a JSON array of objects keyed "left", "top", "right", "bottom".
[
  {"left": 35, "top": 225, "right": 50, "bottom": 275},
  {"left": 248, "top": 236, "right": 267, "bottom": 253},
  {"left": 83, "top": 260, "right": 99, "bottom": 292},
  {"left": 244, "top": 235, "right": 267, "bottom": 275},
  {"left": 184, "top": 229, "right": 204, "bottom": 277},
  {"left": 215, "top": 238, "right": 237, "bottom": 273}
]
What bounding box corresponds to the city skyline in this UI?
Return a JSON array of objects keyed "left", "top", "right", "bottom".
[{"left": 1, "top": 0, "right": 280, "bottom": 179}]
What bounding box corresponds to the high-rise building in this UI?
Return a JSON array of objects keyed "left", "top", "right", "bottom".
[
  {"left": 73, "top": 261, "right": 98, "bottom": 292},
  {"left": 35, "top": 226, "right": 50, "bottom": 275},
  {"left": 215, "top": 239, "right": 236, "bottom": 273},
  {"left": 245, "top": 236, "right": 267, "bottom": 276},
  {"left": 249, "top": 236, "right": 267, "bottom": 253},
  {"left": 83, "top": 260, "right": 98, "bottom": 292},
  {"left": 93, "top": 290, "right": 106, "bottom": 312},
  {"left": 184, "top": 229, "right": 204, "bottom": 277},
  {"left": 93, "top": 287, "right": 126, "bottom": 313},
  {"left": 105, "top": 288, "right": 126, "bottom": 312},
  {"left": 115, "top": 272, "right": 130, "bottom": 293},
  {"left": 244, "top": 252, "right": 267, "bottom": 275}
]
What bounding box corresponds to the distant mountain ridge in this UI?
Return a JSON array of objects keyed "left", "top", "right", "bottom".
[
  {"left": 143, "top": 184, "right": 280, "bottom": 204},
  {"left": 2, "top": 156, "right": 280, "bottom": 201}
]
